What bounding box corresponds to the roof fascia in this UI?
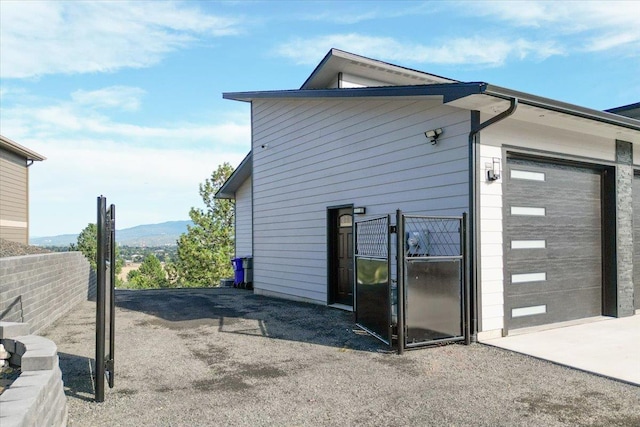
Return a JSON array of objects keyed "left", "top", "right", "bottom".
[
  {"left": 0, "top": 135, "right": 46, "bottom": 161},
  {"left": 299, "top": 49, "right": 336, "bottom": 90},
  {"left": 223, "top": 82, "right": 487, "bottom": 103},
  {"left": 215, "top": 151, "right": 252, "bottom": 199},
  {"left": 484, "top": 85, "right": 640, "bottom": 132}
]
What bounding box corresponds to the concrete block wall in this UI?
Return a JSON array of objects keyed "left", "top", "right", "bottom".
[
  {"left": 0, "top": 252, "right": 96, "bottom": 334},
  {"left": 0, "top": 322, "right": 68, "bottom": 427}
]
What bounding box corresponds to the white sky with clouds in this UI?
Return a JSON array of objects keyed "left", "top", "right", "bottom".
[{"left": 1, "top": 0, "right": 638, "bottom": 237}]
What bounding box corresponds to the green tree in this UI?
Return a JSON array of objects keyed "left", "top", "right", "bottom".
[
  {"left": 175, "top": 163, "right": 234, "bottom": 287},
  {"left": 127, "top": 254, "right": 168, "bottom": 289},
  {"left": 76, "top": 223, "right": 98, "bottom": 270},
  {"left": 75, "top": 222, "right": 124, "bottom": 283}
]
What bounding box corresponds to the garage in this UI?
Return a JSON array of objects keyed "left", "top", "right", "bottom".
[
  {"left": 635, "top": 172, "right": 640, "bottom": 309},
  {"left": 504, "top": 157, "right": 603, "bottom": 330}
]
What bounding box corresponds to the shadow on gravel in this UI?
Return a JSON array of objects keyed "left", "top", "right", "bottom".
[
  {"left": 57, "top": 352, "right": 95, "bottom": 403},
  {"left": 115, "top": 287, "right": 387, "bottom": 353}
]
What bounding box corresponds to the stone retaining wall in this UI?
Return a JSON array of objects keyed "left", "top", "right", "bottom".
[
  {"left": 0, "top": 322, "right": 68, "bottom": 427},
  {"left": 0, "top": 252, "right": 96, "bottom": 334}
]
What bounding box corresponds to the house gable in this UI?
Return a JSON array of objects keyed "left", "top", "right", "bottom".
[{"left": 300, "top": 48, "right": 456, "bottom": 89}]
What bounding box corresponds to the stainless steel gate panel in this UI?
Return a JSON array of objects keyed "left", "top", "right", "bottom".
[
  {"left": 400, "top": 214, "right": 465, "bottom": 349},
  {"left": 405, "top": 260, "right": 462, "bottom": 345}
]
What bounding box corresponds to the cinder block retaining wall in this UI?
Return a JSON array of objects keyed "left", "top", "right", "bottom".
[
  {"left": 1, "top": 322, "right": 68, "bottom": 427},
  {"left": 0, "top": 252, "right": 96, "bottom": 334}
]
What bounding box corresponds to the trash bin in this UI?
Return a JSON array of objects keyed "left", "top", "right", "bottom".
[
  {"left": 232, "top": 257, "right": 244, "bottom": 287},
  {"left": 242, "top": 256, "right": 253, "bottom": 290}
]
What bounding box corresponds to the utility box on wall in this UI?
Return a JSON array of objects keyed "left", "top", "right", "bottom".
[{"left": 242, "top": 256, "right": 253, "bottom": 289}]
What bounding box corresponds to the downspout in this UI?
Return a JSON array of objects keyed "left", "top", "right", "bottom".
[{"left": 466, "top": 97, "right": 518, "bottom": 344}]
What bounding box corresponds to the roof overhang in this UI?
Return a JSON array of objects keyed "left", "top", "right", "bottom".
[
  {"left": 606, "top": 102, "right": 640, "bottom": 120},
  {"left": 300, "top": 48, "right": 456, "bottom": 89},
  {"left": 225, "top": 77, "right": 640, "bottom": 145},
  {"left": 215, "top": 151, "right": 252, "bottom": 199},
  {"left": 224, "top": 82, "right": 487, "bottom": 103},
  {"left": 0, "top": 135, "right": 46, "bottom": 162},
  {"left": 448, "top": 85, "right": 640, "bottom": 143}
]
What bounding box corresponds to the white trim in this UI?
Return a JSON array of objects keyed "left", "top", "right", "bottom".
[
  {"left": 512, "top": 305, "right": 546, "bottom": 318},
  {"left": 0, "top": 219, "right": 28, "bottom": 228},
  {"left": 511, "top": 240, "right": 546, "bottom": 249},
  {"left": 510, "top": 169, "right": 545, "bottom": 181},
  {"left": 511, "top": 206, "right": 546, "bottom": 216},
  {"left": 512, "top": 272, "right": 546, "bottom": 283}
]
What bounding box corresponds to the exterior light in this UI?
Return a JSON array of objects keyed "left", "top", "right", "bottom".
[
  {"left": 424, "top": 128, "right": 443, "bottom": 145},
  {"left": 487, "top": 157, "right": 501, "bottom": 181},
  {"left": 353, "top": 207, "right": 366, "bottom": 214}
]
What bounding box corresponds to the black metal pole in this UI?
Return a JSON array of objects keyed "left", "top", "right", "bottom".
[
  {"left": 95, "top": 196, "right": 106, "bottom": 402},
  {"left": 463, "top": 212, "right": 471, "bottom": 345},
  {"left": 108, "top": 204, "right": 116, "bottom": 388},
  {"left": 396, "top": 210, "right": 405, "bottom": 355}
]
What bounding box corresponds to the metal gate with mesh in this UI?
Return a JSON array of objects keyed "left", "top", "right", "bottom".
[
  {"left": 354, "top": 215, "right": 392, "bottom": 346},
  {"left": 354, "top": 212, "right": 468, "bottom": 352}
]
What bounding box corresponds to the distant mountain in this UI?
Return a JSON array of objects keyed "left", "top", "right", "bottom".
[{"left": 30, "top": 220, "right": 193, "bottom": 247}]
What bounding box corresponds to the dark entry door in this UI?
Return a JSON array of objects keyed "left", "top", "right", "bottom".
[{"left": 329, "top": 207, "right": 354, "bottom": 306}]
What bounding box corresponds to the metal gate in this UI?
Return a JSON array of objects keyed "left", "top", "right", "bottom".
[
  {"left": 354, "top": 212, "right": 467, "bottom": 352},
  {"left": 398, "top": 212, "right": 466, "bottom": 350},
  {"left": 354, "top": 215, "right": 392, "bottom": 346},
  {"left": 96, "top": 196, "right": 115, "bottom": 402}
]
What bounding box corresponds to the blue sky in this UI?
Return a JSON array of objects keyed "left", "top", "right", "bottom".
[{"left": 1, "top": 1, "right": 639, "bottom": 237}]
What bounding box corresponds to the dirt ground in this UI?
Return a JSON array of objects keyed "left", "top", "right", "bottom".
[
  {"left": 41, "top": 288, "right": 640, "bottom": 427},
  {"left": 118, "top": 263, "right": 141, "bottom": 282}
]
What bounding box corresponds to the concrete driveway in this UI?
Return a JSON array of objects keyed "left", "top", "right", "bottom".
[
  {"left": 40, "top": 288, "right": 640, "bottom": 426},
  {"left": 481, "top": 315, "right": 640, "bottom": 386}
]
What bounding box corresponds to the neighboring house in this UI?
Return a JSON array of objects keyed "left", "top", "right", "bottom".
[
  {"left": 607, "top": 102, "right": 640, "bottom": 120},
  {"left": 217, "top": 49, "right": 640, "bottom": 342},
  {"left": 0, "top": 135, "right": 46, "bottom": 244}
]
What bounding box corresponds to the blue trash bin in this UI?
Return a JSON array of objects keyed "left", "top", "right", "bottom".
[{"left": 232, "top": 257, "right": 244, "bottom": 287}]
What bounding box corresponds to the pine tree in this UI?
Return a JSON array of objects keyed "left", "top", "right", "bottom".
[{"left": 175, "top": 163, "right": 234, "bottom": 287}]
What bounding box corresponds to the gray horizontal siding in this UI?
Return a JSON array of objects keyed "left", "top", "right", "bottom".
[
  {"left": 251, "top": 98, "right": 470, "bottom": 303},
  {"left": 235, "top": 176, "right": 252, "bottom": 257}
]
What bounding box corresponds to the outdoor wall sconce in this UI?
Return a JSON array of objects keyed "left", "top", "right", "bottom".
[
  {"left": 487, "top": 157, "right": 501, "bottom": 181},
  {"left": 353, "top": 207, "right": 366, "bottom": 214},
  {"left": 424, "top": 128, "right": 443, "bottom": 145}
]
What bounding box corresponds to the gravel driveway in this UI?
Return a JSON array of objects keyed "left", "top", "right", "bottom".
[{"left": 41, "top": 288, "right": 640, "bottom": 426}]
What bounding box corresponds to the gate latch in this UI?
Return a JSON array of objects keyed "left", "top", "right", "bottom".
[{"left": 389, "top": 225, "right": 397, "bottom": 234}]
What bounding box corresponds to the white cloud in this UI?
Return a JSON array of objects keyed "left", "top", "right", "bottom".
[
  {"left": 71, "top": 86, "right": 146, "bottom": 112},
  {"left": 1, "top": 89, "right": 250, "bottom": 236},
  {"left": 0, "top": 1, "right": 241, "bottom": 78},
  {"left": 470, "top": 1, "right": 640, "bottom": 54},
  {"left": 275, "top": 33, "right": 562, "bottom": 67}
]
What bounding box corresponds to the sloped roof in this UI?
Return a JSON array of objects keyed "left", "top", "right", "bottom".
[
  {"left": 606, "top": 102, "right": 640, "bottom": 120},
  {"left": 223, "top": 49, "right": 640, "bottom": 144},
  {"left": 215, "top": 151, "right": 252, "bottom": 199},
  {"left": 300, "top": 48, "right": 456, "bottom": 89},
  {"left": 0, "top": 135, "right": 46, "bottom": 162}
]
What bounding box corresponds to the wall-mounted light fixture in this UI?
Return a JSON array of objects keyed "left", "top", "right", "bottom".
[
  {"left": 353, "top": 207, "right": 366, "bottom": 215},
  {"left": 487, "top": 157, "right": 501, "bottom": 181},
  {"left": 424, "top": 128, "right": 443, "bottom": 145}
]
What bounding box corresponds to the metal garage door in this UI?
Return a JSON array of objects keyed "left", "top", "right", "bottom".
[
  {"left": 504, "top": 158, "right": 602, "bottom": 330},
  {"left": 634, "top": 173, "right": 640, "bottom": 309}
]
